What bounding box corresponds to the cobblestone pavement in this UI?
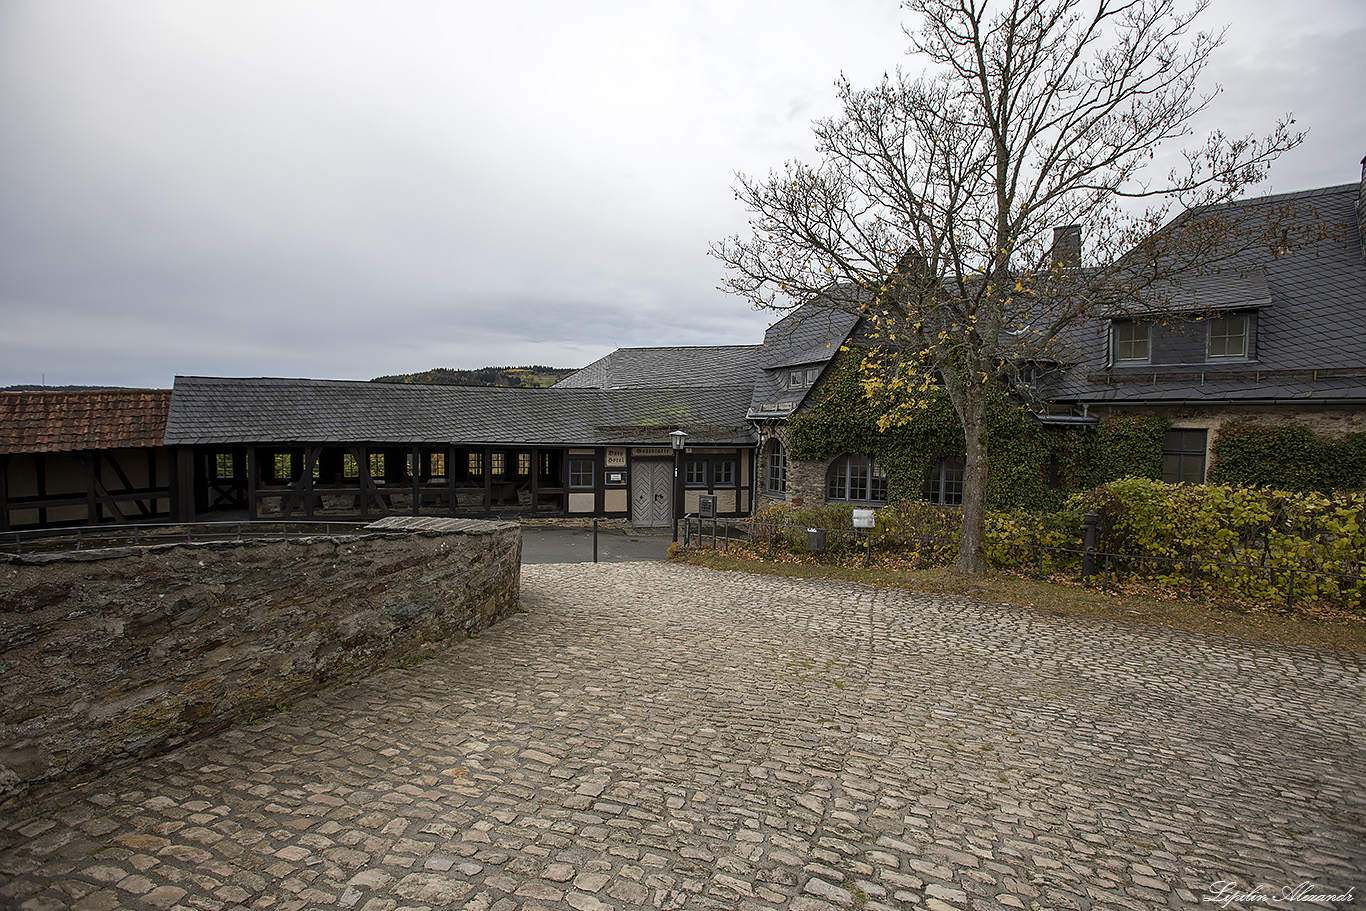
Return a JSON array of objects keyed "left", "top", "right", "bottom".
[{"left": 3, "top": 562, "right": 1364, "bottom": 911}]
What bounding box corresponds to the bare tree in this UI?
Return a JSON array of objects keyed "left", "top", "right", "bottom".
[{"left": 713, "top": 0, "right": 1301, "bottom": 573}]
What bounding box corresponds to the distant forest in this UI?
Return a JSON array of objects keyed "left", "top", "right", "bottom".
[{"left": 371, "top": 366, "right": 577, "bottom": 387}]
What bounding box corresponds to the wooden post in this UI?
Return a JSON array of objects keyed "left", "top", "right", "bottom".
[
  {"left": 411, "top": 446, "right": 420, "bottom": 516},
  {"left": 530, "top": 446, "right": 539, "bottom": 515},
  {"left": 357, "top": 446, "right": 370, "bottom": 518},
  {"left": 82, "top": 451, "right": 99, "bottom": 526},
  {"left": 448, "top": 444, "right": 458, "bottom": 515},
  {"left": 0, "top": 454, "right": 9, "bottom": 533},
  {"left": 304, "top": 446, "right": 317, "bottom": 518},
  {"left": 246, "top": 447, "right": 258, "bottom": 520},
  {"left": 483, "top": 446, "right": 493, "bottom": 517}
]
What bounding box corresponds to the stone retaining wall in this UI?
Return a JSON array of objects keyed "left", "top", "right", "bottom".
[{"left": 0, "top": 517, "right": 520, "bottom": 801}]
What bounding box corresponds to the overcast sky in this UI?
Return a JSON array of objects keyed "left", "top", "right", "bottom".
[{"left": 1, "top": 0, "right": 1362, "bottom": 388}]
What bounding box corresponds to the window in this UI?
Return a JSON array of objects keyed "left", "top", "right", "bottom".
[
  {"left": 1162, "top": 429, "right": 1207, "bottom": 484},
  {"left": 569, "top": 459, "right": 594, "bottom": 488},
  {"left": 342, "top": 453, "right": 359, "bottom": 478},
  {"left": 787, "top": 367, "right": 820, "bottom": 389},
  {"left": 518, "top": 453, "right": 531, "bottom": 476},
  {"left": 490, "top": 452, "right": 506, "bottom": 476},
  {"left": 1208, "top": 314, "right": 1247, "bottom": 359},
  {"left": 369, "top": 453, "right": 385, "bottom": 479},
  {"left": 273, "top": 453, "right": 294, "bottom": 481},
  {"left": 826, "top": 454, "right": 888, "bottom": 503},
  {"left": 685, "top": 459, "right": 707, "bottom": 487},
  {"left": 468, "top": 452, "right": 483, "bottom": 476},
  {"left": 214, "top": 454, "right": 234, "bottom": 479},
  {"left": 714, "top": 460, "right": 736, "bottom": 487},
  {"left": 1113, "top": 321, "right": 1149, "bottom": 363},
  {"left": 925, "top": 457, "right": 966, "bottom": 506},
  {"left": 767, "top": 443, "right": 787, "bottom": 493},
  {"left": 429, "top": 452, "right": 446, "bottom": 477}
]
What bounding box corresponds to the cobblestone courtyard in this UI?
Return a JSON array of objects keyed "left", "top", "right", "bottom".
[{"left": 2, "top": 561, "right": 1364, "bottom": 911}]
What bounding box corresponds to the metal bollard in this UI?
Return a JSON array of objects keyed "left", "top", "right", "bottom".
[{"left": 1079, "top": 510, "right": 1099, "bottom": 577}]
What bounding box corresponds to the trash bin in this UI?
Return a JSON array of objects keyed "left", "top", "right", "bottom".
[{"left": 806, "top": 528, "right": 827, "bottom": 552}]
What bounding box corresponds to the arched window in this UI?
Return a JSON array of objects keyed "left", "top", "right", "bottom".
[
  {"left": 826, "top": 454, "right": 888, "bottom": 504},
  {"left": 925, "top": 457, "right": 965, "bottom": 506}
]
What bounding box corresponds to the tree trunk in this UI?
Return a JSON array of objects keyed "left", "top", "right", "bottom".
[{"left": 954, "top": 389, "right": 989, "bottom": 574}]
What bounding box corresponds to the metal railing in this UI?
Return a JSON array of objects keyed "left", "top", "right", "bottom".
[
  {"left": 679, "top": 517, "right": 1364, "bottom": 612},
  {"left": 0, "top": 520, "right": 371, "bottom": 555}
]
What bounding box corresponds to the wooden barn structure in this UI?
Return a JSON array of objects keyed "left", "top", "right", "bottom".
[{"left": 0, "top": 390, "right": 175, "bottom": 531}]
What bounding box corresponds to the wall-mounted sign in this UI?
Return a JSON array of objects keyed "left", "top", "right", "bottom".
[
  {"left": 632, "top": 448, "right": 673, "bottom": 458},
  {"left": 605, "top": 472, "right": 625, "bottom": 486},
  {"left": 605, "top": 448, "right": 627, "bottom": 468}
]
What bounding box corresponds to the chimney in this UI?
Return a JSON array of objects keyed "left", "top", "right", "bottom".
[
  {"left": 1358, "top": 155, "right": 1366, "bottom": 262},
  {"left": 1051, "top": 225, "right": 1081, "bottom": 269}
]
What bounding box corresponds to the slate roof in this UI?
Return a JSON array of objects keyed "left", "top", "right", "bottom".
[
  {"left": 164, "top": 377, "right": 755, "bottom": 447},
  {"left": 1048, "top": 182, "right": 1366, "bottom": 405},
  {"left": 553, "top": 345, "right": 758, "bottom": 389},
  {"left": 748, "top": 304, "right": 861, "bottom": 418},
  {"left": 0, "top": 390, "right": 171, "bottom": 454}
]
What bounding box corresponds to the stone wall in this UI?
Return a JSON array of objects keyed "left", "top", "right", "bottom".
[{"left": 0, "top": 517, "right": 520, "bottom": 801}]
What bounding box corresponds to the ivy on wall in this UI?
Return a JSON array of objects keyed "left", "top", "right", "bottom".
[
  {"left": 788, "top": 351, "right": 1363, "bottom": 509},
  {"left": 788, "top": 352, "right": 1096, "bottom": 510},
  {"left": 1088, "top": 413, "right": 1168, "bottom": 487},
  {"left": 1210, "top": 423, "right": 1366, "bottom": 492}
]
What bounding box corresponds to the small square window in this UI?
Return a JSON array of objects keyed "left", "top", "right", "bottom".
[
  {"left": 714, "top": 460, "right": 735, "bottom": 487},
  {"left": 1208, "top": 314, "right": 1247, "bottom": 359},
  {"left": 1162, "top": 429, "right": 1207, "bottom": 484},
  {"left": 569, "top": 459, "right": 594, "bottom": 488},
  {"left": 1113, "top": 321, "right": 1149, "bottom": 362},
  {"left": 685, "top": 459, "right": 707, "bottom": 487}
]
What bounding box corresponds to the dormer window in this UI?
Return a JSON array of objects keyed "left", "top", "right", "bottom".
[
  {"left": 1208, "top": 314, "right": 1247, "bottom": 359},
  {"left": 787, "top": 367, "right": 820, "bottom": 389},
  {"left": 1112, "top": 321, "right": 1150, "bottom": 363}
]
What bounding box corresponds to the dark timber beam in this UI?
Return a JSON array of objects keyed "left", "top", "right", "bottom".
[
  {"left": 247, "top": 447, "right": 259, "bottom": 520},
  {"left": 411, "top": 446, "right": 420, "bottom": 516},
  {"left": 0, "top": 454, "right": 9, "bottom": 533},
  {"left": 448, "top": 444, "right": 458, "bottom": 516}
]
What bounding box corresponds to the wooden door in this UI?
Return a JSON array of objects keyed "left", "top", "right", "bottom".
[{"left": 631, "top": 462, "right": 673, "bottom": 527}]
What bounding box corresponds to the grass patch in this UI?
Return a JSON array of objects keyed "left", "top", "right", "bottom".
[{"left": 674, "top": 547, "right": 1366, "bottom": 653}]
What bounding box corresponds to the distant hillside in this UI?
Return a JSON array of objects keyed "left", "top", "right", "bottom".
[{"left": 371, "top": 366, "right": 577, "bottom": 388}]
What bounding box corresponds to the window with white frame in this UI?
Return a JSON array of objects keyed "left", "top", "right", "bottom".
[
  {"left": 1113, "top": 321, "right": 1149, "bottom": 363},
  {"left": 767, "top": 442, "right": 787, "bottom": 493},
  {"left": 1208, "top": 314, "right": 1247, "bottom": 359}
]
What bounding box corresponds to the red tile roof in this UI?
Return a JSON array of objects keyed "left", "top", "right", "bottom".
[{"left": 0, "top": 390, "right": 171, "bottom": 454}]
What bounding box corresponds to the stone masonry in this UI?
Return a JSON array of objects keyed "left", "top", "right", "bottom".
[
  {"left": 0, "top": 518, "right": 521, "bottom": 801},
  {"left": 0, "top": 560, "right": 1361, "bottom": 910}
]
